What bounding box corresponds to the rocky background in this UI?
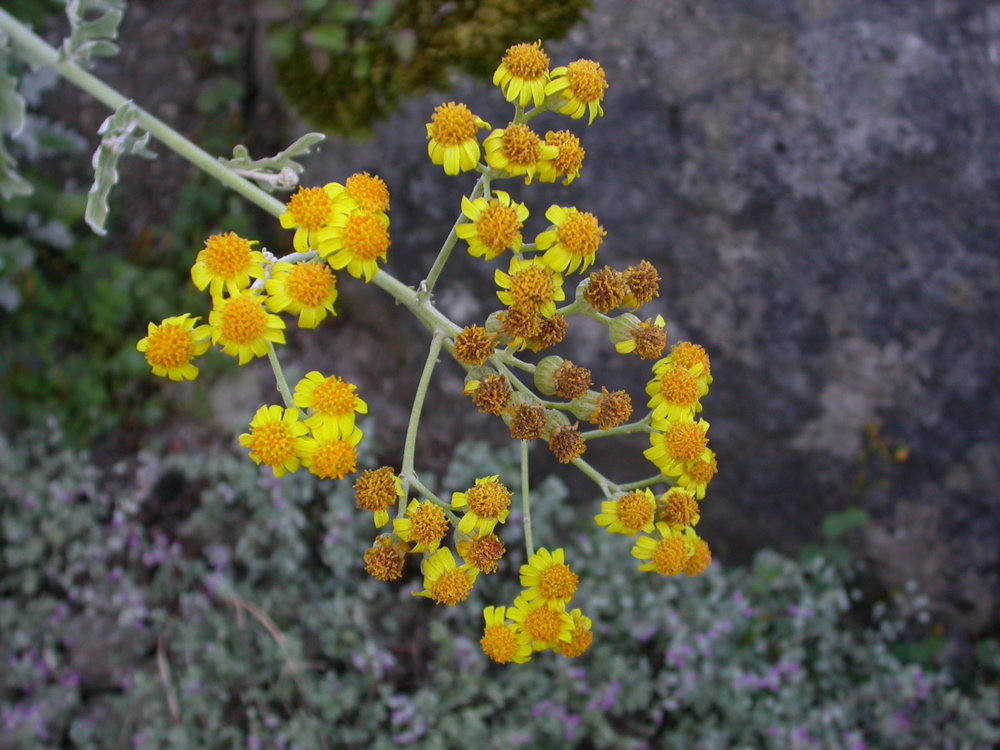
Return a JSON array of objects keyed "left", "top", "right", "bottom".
[{"left": 40, "top": 0, "right": 1000, "bottom": 634}]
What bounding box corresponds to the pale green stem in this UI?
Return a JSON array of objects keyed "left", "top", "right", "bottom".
[
  {"left": 617, "top": 475, "right": 668, "bottom": 493},
  {"left": 556, "top": 299, "right": 588, "bottom": 317},
  {"left": 520, "top": 439, "right": 534, "bottom": 557},
  {"left": 419, "top": 178, "right": 487, "bottom": 299},
  {"left": 370, "top": 270, "right": 460, "bottom": 338},
  {"left": 266, "top": 343, "right": 293, "bottom": 409},
  {"left": 0, "top": 8, "right": 286, "bottom": 220},
  {"left": 580, "top": 413, "right": 653, "bottom": 440},
  {"left": 570, "top": 456, "right": 615, "bottom": 498},
  {"left": 399, "top": 331, "right": 445, "bottom": 503},
  {"left": 585, "top": 310, "right": 614, "bottom": 326}
]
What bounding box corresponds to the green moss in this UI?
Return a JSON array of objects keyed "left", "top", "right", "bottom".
[{"left": 272, "top": 0, "right": 592, "bottom": 136}]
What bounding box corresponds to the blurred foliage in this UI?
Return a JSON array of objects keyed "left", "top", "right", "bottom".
[
  {"left": 1, "top": 429, "right": 997, "bottom": 749},
  {"left": 268, "top": 0, "right": 591, "bottom": 136}
]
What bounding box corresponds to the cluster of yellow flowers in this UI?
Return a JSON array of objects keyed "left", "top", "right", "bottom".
[{"left": 135, "top": 41, "right": 717, "bottom": 665}]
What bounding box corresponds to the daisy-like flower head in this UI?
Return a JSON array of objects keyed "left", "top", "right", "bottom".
[
  {"left": 506, "top": 595, "right": 575, "bottom": 652},
  {"left": 363, "top": 535, "right": 408, "bottom": 582},
  {"left": 631, "top": 523, "right": 695, "bottom": 576},
  {"left": 610, "top": 313, "right": 666, "bottom": 359},
  {"left": 570, "top": 386, "right": 633, "bottom": 430},
  {"left": 495, "top": 256, "right": 566, "bottom": 319},
  {"left": 594, "top": 488, "right": 657, "bottom": 536},
  {"left": 426, "top": 102, "right": 490, "bottom": 176},
  {"left": 658, "top": 487, "right": 701, "bottom": 530},
  {"left": 292, "top": 372, "right": 368, "bottom": 437},
  {"left": 455, "top": 190, "right": 528, "bottom": 261},
  {"left": 325, "top": 171, "right": 390, "bottom": 215},
  {"left": 551, "top": 360, "right": 592, "bottom": 400},
  {"left": 280, "top": 185, "right": 349, "bottom": 253},
  {"left": 493, "top": 41, "right": 550, "bottom": 108},
  {"left": 483, "top": 123, "right": 559, "bottom": 184},
  {"left": 537, "top": 130, "right": 585, "bottom": 185},
  {"left": 683, "top": 533, "right": 712, "bottom": 577},
  {"left": 456, "top": 532, "right": 506, "bottom": 574},
  {"left": 480, "top": 605, "right": 532, "bottom": 664},
  {"left": 644, "top": 418, "right": 710, "bottom": 476},
  {"left": 466, "top": 374, "right": 512, "bottom": 415},
  {"left": 354, "top": 466, "right": 404, "bottom": 528},
  {"left": 264, "top": 261, "right": 338, "bottom": 329},
  {"left": 298, "top": 425, "right": 363, "bottom": 481},
  {"left": 583, "top": 266, "right": 627, "bottom": 313},
  {"left": 452, "top": 475, "right": 512, "bottom": 536},
  {"left": 413, "top": 548, "right": 479, "bottom": 606},
  {"left": 657, "top": 341, "right": 713, "bottom": 386},
  {"left": 519, "top": 547, "right": 578, "bottom": 610},
  {"left": 545, "top": 58, "right": 608, "bottom": 125},
  {"left": 536, "top": 205, "right": 606, "bottom": 274},
  {"left": 506, "top": 399, "right": 546, "bottom": 441},
  {"left": 209, "top": 289, "right": 286, "bottom": 365},
  {"left": 453, "top": 325, "right": 497, "bottom": 366},
  {"left": 622, "top": 260, "right": 661, "bottom": 308},
  {"left": 675, "top": 448, "right": 718, "bottom": 500},
  {"left": 190, "top": 232, "right": 265, "bottom": 298},
  {"left": 548, "top": 422, "right": 586, "bottom": 464},
  {"left": 393, "top": 499, "right": 450, "bottom": 554},
  {"left": 136, "top": 314, "right": 211, "bottom": 381},
  {"left": 647, "top": 360, "right": 708, "bottom": 427},
  {"left": 315, "top": 211, "right": 390, "bottom": 282},
  {"left": 238, "top": 405, "right": 309, "bottom": 478},
  {"left": 557, "top": 608, "right": 594, "bottom": 658},
  {"left": 496, "top": 303, "right": 542, "bottom": 352}
]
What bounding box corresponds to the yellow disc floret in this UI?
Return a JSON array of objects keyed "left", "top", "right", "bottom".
[
  {"left": 136, "top": 314, "right": 211, "bottom": 381},
  {"left": 520, "top": 548, "right": 578, "bottom": 609},
  {"left": 344, "top": 171, "right": 390, "bottom": 213},
  {"left": 209, "top": 290, "right": 286, "bottom": 365},
  {"left": 495, "top": 257, "right": 565, "bottom": 318},
  {"left": 557, "top": 609, "right": 594, "bottom": 658},
  {"left": 452, "top": 476, "right": 512, "bottom": 536},
  {"left": 354, "top": 466, "right": 404, "bottom": 527},
  {"left": 632, "top": 523, "right": 695, "bottom": 576},
  {"left": 456, "top": 190, "right": 527, "bottom": 261},
  {"left": 480, "top": 606, "right": 532, "bottom": 664},
  {"left": 426, "top": 101, "right": 490, "bottom": 176},
  {"left": 293, "top": 372, "right": 368, "bottom": 437},
  {"left": 594, "top": 489, "right": 657, "bottom": 536},
  {"left": 545, "top": 58, "right": 608, "bottom": 125},
  {"left": 238, "top": 405, "right": 309, "bottom": 477},
  {"left": 493, "top": 41, "right": 550, "bottom": 107},
  {"left": 484, "top": 123, "right": 558, "bottom": 184},
  {"left": 190, "top": 232, "right": 265, "bottom": 298},
  {"left": 393, "top": 499, "right": 450, "bottom": 554},
  {"left": 536, "top": 205, "right": 606, "bottom": 274},
  {"left": 265, "top": 261, "right": 338, "bottom": 329},
  {"left": 299, "top": 426, "right": 362, "bottom": 480}
]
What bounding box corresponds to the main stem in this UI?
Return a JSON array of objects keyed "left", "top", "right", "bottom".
[
  {"left": 0, "top": 8, "right": 286, "bottom": 220},
  {"left": 399, "top": 331, "right": 445, "bottom": 503},
  {"left": 520, "top": 439, "right": 534, "bottom": 557}
]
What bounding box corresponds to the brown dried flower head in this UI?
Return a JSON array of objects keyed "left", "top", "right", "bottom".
[
  {"left": 468, "top": 374, "right": 512, "bottom": 416},
  {"left": 592, "top": 387, "right": 632, "bottom": 429},
  {"left": 622, "top": 260, "right": 660, "bottom": 308},
  {"left": 508, "top": 401, "right": 546, "bottom": 440},
  {"left": 457, "top": 533, "right": 506, "bottom": 574},
  {"left": 453, "top": 325, "right": 497, "bottom": 365},
  {"left": 631, "top": 317, "right": 667, "bottom": 360},
  {"left": 548, "top": 423, "right": 586, "bottom": 464},
  {"left": 552, "top": 360, "right": 592, "bottom": 400},
  {"left": 363, "top": 536, "right": 407, "bottom": 582},
  {"left": 526, "top": 313, "right": 568, "bottom": 352},
  {"left": 583, "top": 266, "right": 627, "bottom": 313}
]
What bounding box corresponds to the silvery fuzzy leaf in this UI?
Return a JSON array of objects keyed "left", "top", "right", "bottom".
[
  {"left": 0, "top": 30, "right": 31, "bottom": 200},
  {"left": 218, "top": 132, "right": 326, "bottom": 192},
  {"left": 85, "top": 101, "right": 156, "bottom": 236},
  {"left": 59, "top": 0, "right": 126, "bottom": 67}
]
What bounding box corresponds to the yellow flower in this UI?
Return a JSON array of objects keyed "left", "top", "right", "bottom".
[
  {"left": 298, "top": 425, "right": 362, "bottom": 481},
  {"left": 631, "top": 523, "right": 695, "bottom": 576},
  {"left": 658, "top": 487, "right": 701, "bottom": 530},
  {"left": 505, "top": 595, "right": 574, "bottom": 652},
  {"left": 455, "top": 190, "right": 528, "bottom": 261},
  {"left": 594, "top": 489, "right": 657, "bottom": 536},
  {"left": 136, "top": 314, "right": 211, "bottom": 381},
  {"left": 537, "top": 130, "right": 585, "bottom": 185},
  {"left": 614, "top": 314, "right": 667, "bottom": 360},
  {"left": 644, "top": 418, "right": 711, "bottom": 476},
  {"left": 238, "top": 405, "right": 309, "bottom": 478},
  {"left": 190, "top": 232, "right": 265, "bottom": 298},
  {"left": 413, "top": 548, "right": 479, "bottom": 606},
  {"left": 683, "top": 533, "right": 713, "bottom": 577},
  {"left": 480, "top": 606, "right": 532, "bottom": 664},
  {"left": 535, "top": 205, "right": 606, "bottom": 274},
  {"left": 545, "top": 59, "right": 608, "bottom": 125},
  {"left": 557, "top": 608, "right": 593, "bottom": 658},
  {"left": 674, "top": 449, "right": 718, "bottom": 500},
  {"left": 315, "top": 211, "right": 390, "bottom": 282},
  {"left": 393, "top": 499, "right": 449, "bottom": 554},
  {"left": 646, "top": 359, "right": 709, "bottom": 427},
  {"left": 483, "top": 123, "right": 558, "bottom": 184},
  {"left": 325, "top": 171, "right": 390, "bottom": 215},
  {"left": 264, "top": 261, "right": 338, "bottom": 329},
  {"left": 493, "top": 41, "right": 550, "bottom": 108},
  {"left": 208, "top": 290, "right": 286, "bottom": 365},
  {"left": 292, "top": 371, "right": 367, "bottom": 437},
  {"left": 451, "top": 475, "right": 512, "bottom": 536},
  {"left": 494, "top": 256, "right": 565, "bottom": 318},
  {"left": 279, "top": 185, "right": 349, "bottom": 253},
  {"left": 354, "top": 466, "right": 404, "bottom": 528},
  {"left": 519, "top": 547, "right": 578, "bottom": 610},
  {"left": 426, "top": 102, "right": 490, "bottom": 176}
]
